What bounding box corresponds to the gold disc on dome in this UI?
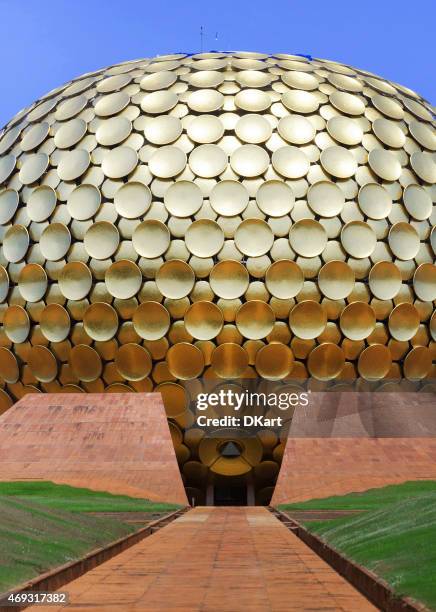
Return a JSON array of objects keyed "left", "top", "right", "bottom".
[
  {"left": 67, "top": 184, "right": 101, "bottom": 221},
  {"left": 0, "top": 265, "right": 8, "bottom": 303},
  {"left": 235, "top": 89, "right": 271, "bottom": 112},
  {"left": 289, "top": 301, "right": 326, "bottom": 339},
  {"left": 256, "top": 180, "right": 295, "bottom": 217},
  {"left": 186, "top": 115, "right": 224, "bottom": 144},
  {"left": 54, "top": 118, "right": 87, "bottom": 149},
  {"left": 3, "top": 225, "right": 29, "bottom": 263},
  {"left": 210, "top": 260, "right": 249, "bottom": 299},
  {"left": 115, "top": 343, "right": 152, "bottom": 380},
  {"left": 388, "top": 223, "right": 420, "bottom": 260},
  {"left": 265, "top": 260, "right": 303, "bottom": 299},
  {"left": 235, "top": 114, "right": 272, "bottom": 144},
  {"left": 186, "top": 220, "right": 224, "bottom": 257},
  {"left": 235, "top": 219, "right": 274, "bottom": 256},
  {"left": 164, "top": 181, "right": 203, "bottom": 217},
  {"left": 404, "top": 346, "right": 432, "bottom": 381},
  {"left": 357, "top": 183, "right": 392, "bottom": 220},
  {"left": 235, "top": 301, "right": 275, "bottom": 340},
  {"left": 187, "top": 89, "right": 224, "bottom": 112},
  {"left": 69, "top": 344, "right": 102, "bottom": 382},
  {"left": 255, "top": 343, "right": 294, "bottom": 380},
  {"left": 211, "top": 343, "right": 249, "bottom": 378},
  {"left": 409, "top": 120, "right": 436, "bottom": 151},
  {"left": 133, "top": 301, "right": 170, "bottom": 340},
  {"left": 27, "top": 185, "right": 57, "bottom": 222},
  {"left": 318, "top": 261, "right": 354, "bottom": 299},
  {"left": 83, "top": 302, "right": 119, "bottom": 341},
  {"left": 0, "top": 348, "right": 19, "bottom": 383},
  {"left": 307, "top": 343, "right": 345, "bottom": 381},
  {"left": 40, "top": 303, "right": 71, "bottom": 342},
  {"left": 101, "top": 146, "right": 138, "bottom": 179},
  {"left": 40, "top": 223, "right": 71, "bottom": 261},
  {"left": 19, "top": 153, "right": 49, "bottom": 184},
  {"left": 27, "top": 345, "right": 57, "bottom": 383},
  {"left": 156, "top": 260, "right": 195, "bottom": 299},
  {"left": 156, "top": 382, "right": 188, "bottom": 419},
  {"left": 96, "top": 116, "right": 132, "bottom": 146},
  {"left": 413, "top": 263, "right": 436, "bottom": 302},
  {"left": 57, "top": 149, "right": 90, "bottom": 181},
  {"left": 144, "top": 115, "right": 182, "bottom": 145},
  {"left": 84, "top": 221, "right": 119, "bottom": 259},
  {"left": 388, "top": 303, "right": 420, "bottom": 341},
  {"left": 4, "top": 305, "right": 30, "bottom": 343},
  {"left": 372, "top": 118, "right": 406, "bottom": 148},
  {"left": 18, "top": 263, "right": 47, "bottom": 302},
  {"left": 148, "top": 145, "right": 186, "bottom": 178},
  {"left": 277, "top": 115, "right": 315, "bottom": 145},
  {"left": 0, "top": 189, "right": 19, "bottom": 224},
  {"left": 340, "top": 302, "right": 376, "bottom": 340},
  {"left": 307, "top": 181, "right": 345, "bottom": 217},
  {"left": 368, "top": 149, "right": 402, "bottom": 181},
  {"left": 368, "top": 261, "right": 401, "bottom": 300},
  {"left": 282, "top": 90, "right": 319, "bottom": 114},
  {"left": 320, "top": 146, "right": 357, "bottom": 179},
  {"left": 95, "top": 91, "right": 130, "bottom": 116},
  {"left": 185, "top": 301, "right": 224, "bottom": 340},
  {"left": 59, "top": 261, "right": 92, "bottom": 300},
  {"left": 326, "top": 116, "right": 363, "bottom": 146},
  {"left": 210, "top": 181, "right": 249, "bottom": 216},
  {"left": 289, "top": 219, "right": 327, "bottom": 257},
  {"left": 403, "top": 184, "right": 432, "bottom": 221},
  {"left": 282, "top": 70, "right": 319, "bottom": 90},
  {"left": 272, "top": 146, "right": 310, "bottom": 179},
  {"left": 140, "top": 71, "right": 177, "bottom": 91},
  {"left": 114, "top": 181, "right": 152, "bottom": 219},
  {"left": 410, "top": 152, "right": 436, "bottom": 183},
  {"left": 341, "top": 221, "right": 376, "bottom": 258},
  {"left": 330, "top": 90, "right": 365, "bottom": 115},
  {"left": 188, "top": 70, "right": 225, "bottom": 88},
  {"left": 230, "top": 144, "right": 270, "bottom": 177},
  {"left": 166, "top": 343, "right": 205, "bottom": 380},
  {"left": 189, "top": 144, "right": 227, "bottom": 178},
  {"left": 133, "top": 220, "right": 170, "bottom": 258},
  {"left": 358, "top": 344, "right": 392, "bottom": 381},
  {"left": 0, "top": 389, "right": 13, "bottom": 415},
  {"left": 21, "top": 121, "right": 50, "bottom": 151},
  {"left": 55, "top": 94, "right": 87, "bottom": 121},
  {"left": 105, "top": 260, "right": 142, "bottom": 299}
]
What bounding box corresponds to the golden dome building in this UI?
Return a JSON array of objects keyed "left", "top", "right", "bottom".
[{"left": 0, "top": 51, "right": 434, "bottom": 504}]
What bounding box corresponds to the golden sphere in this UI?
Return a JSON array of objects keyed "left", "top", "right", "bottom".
[{"left": 0, "top": 52, "right": 435, "bottom": 487}]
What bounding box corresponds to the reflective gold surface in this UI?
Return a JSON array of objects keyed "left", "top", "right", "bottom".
[{"left": 0, "top": 50, "right": 434, "bottom": 485}]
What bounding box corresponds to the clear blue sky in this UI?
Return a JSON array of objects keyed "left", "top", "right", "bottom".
[{"left": 0, "top": 0, "right": 434, "bottom": 128}]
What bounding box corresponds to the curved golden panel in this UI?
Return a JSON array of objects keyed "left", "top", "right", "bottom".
[
  {"left": 133, "top": 220, "right": 170, "bottom": 258},
  {"left": 341, "top": 221, "right": 376, "bottom": 258},
  {"left": 84, "top": 221, "right": 119, "bottom": 259},
  {"left": 340, "top": 302, "right": 376, "bottom": 340},
  {"left": 388, "top": 222, "right": 420, "bottom": 260},
  {"left": 186, "top": 114, "right": 224, "bottom": 144},
  {"left": 3, "top": 225, "right": 29, "bottom": 263},
  {"left": 358, "top": 183, "right": 392, "bottom": 220},
  {"left": 307, "top": 343, "right": 345, "bottom": 381},
  {"left": 358, "top": 344, "right": 392, "bottom": 381},
  {"left": 67, "top": 184, "right": 101, "bottom": 221},
  {"left": 105, "top": 260, "right": 142, "bottom": 299},
  {"left": 186, "top": 220, "right": 224, "bottom": 258},
  {"left": 210, "top": 180, "right": 249, "bottom": 216},
  {"left": 69, "top": 344, "right": 102, "bottom": 382},
  {"left": 320, "top": 146, "right": 357, "bottom": 179},
  {"left": 289, "top": 219, "right": 327, "bottom": 257},
  {"left": 308, "top": 181, "right": 345, "bottom": 217},
  {"left": 58, "top": 261, "right": 92, "bottom": 300},
  {"left": 289, "top": 301, "right": 327, "bottom": 340},
  {"left": 28, "top": 345, "right": 58, "bottom": 383},
  {"left": 369, "top": 262, "right": 401, "bottom": 300},
  {"left": 164, "top": 181, "right": 203, "bottom": 217},
  {"left": 40, "top": 304, "right": 71, "bottom": 342},
  {"left": 166, "top": 343, "right": 205, "bottom": 380},
  {"left": 133, "top": 301, "right": 170, "bottom": 340},
  {"left": 265, "top": 260, "right": 303, "bottom": 299},
  {"left": 403, "top": 184, "right": 432, "bottom": 221},
  {"left": 18, "top": 263, "right": 47, "bottom": 302},
  {"left": 4, "top": 305, "right": 30, "bottom": 343},
  {"left": 318, "top": 261, "right": 354, "bottom": 299},
  {"left": 40, "top": 223, "right": 71, "bottom": 261},
  {"left": 255, "top": 343, "right": 294, "bottom": 380},
  {"left": 0, "top": 347, "right": 19, "bottom": 383},
  {"left": 0, "top": 188, "right": 19, "bottom": 224},
  {"left": 403, "top": 346, "right": 432, "bottom": 381},
  {"left": 185, "top": 301, "right": 224, "bottom": 340},
  {"left": 83, "top": 302, "right": 119, "bottom": 341},
  {"left": 413, "top": 263, "right": 436, "bottom": 302},
  {"left": 235, "top": 114, "right": 272, "bottom": 144},
  {"left": 389, "top": 303, "right": 420, "bottom": 341},
  {"left": 256, "top": 180, "right": 295, "bottom": 217},
  {"left": 231, "top": 144, "right": 269, "bottom": 177},
  {"left": 148, "top": 145, "right": 186, "bottom": 178},
  {"left": 156, "top": 260, "right": 195, "bottom": 299},
  {"left": 234, "top": 218, "right": 274, "bottom": 257},
  {"left": 115, "top": 343, "right": 152, "bottom": 380},
  {"left": 189, "top": 144, "right": 227, "bottom": 177},
  {"left": 210, "top": 260, "right": 249, "bottom": 299},
  {"left": 236, "top": 301, "right": 275, "bottom": 340}
]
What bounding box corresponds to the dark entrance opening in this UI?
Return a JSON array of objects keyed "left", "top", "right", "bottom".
[{"left": 214, "top": 483, "right": 247, "bottom": 506}]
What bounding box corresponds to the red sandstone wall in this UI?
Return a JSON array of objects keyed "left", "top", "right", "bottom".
[{"left": 0, "top": 393, "right": 187, "bottom": 505}]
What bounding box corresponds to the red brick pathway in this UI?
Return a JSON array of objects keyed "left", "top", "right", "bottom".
[{"left": 31, "top": 507, "right": 375, "bottom": 611}]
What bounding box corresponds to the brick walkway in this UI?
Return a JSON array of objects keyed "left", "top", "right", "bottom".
[{"left": 31, "top": 507, "right": 375, "bottom": 611}]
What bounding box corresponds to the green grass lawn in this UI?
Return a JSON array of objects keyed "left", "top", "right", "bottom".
[
  {"left": 0, "top": 481, "right": 182, "bottom": 593},
  {"left": 279, "top": 481, "right": 436, "bottom": 610},
  {"left": 0, "top": 481, "right": 182, "bottom": 513}
]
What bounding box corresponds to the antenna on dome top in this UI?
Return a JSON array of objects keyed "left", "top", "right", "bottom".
[{"left": 200, "top": 25, "right": 204, "bottom": 52}]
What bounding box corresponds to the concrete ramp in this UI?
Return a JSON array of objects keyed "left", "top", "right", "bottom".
[{"left": 0, "top": 393, "right": 187, "bottom": 505}]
